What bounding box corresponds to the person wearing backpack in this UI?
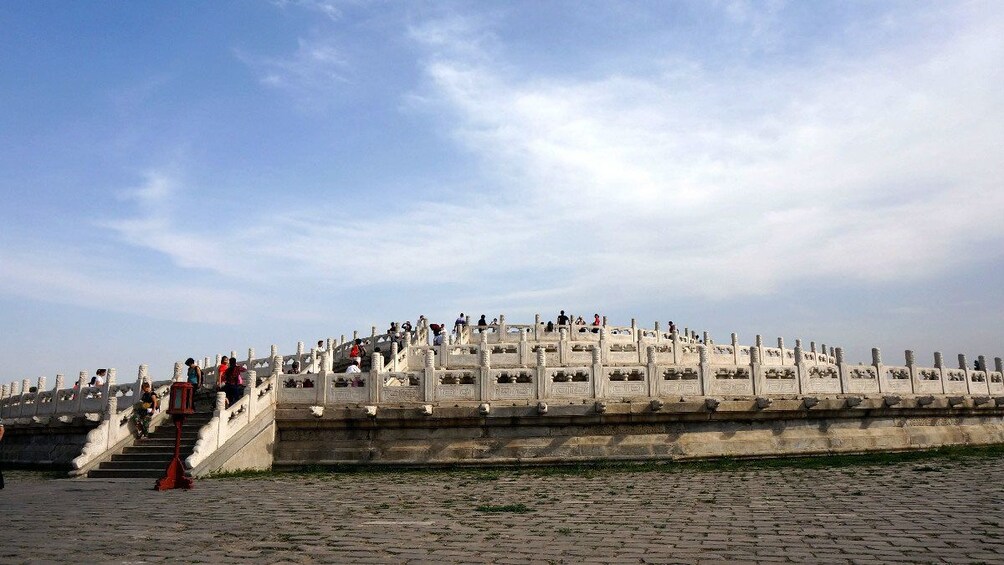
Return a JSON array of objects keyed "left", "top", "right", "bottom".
[{"left": 350, "top": 339, "right": 365, "bottom": 365}]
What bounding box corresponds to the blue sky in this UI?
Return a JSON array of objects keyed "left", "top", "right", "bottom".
[{"left": 2, "top": 0, "right": 1003, "bottom": 385}]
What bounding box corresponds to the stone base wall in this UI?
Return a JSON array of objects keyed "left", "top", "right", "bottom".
[
  {"left": 273, "top": 402, "right": 1004, "bottom": 467},
  {"left": 0, "top": 421, "right": 98, "bottom": 469}
]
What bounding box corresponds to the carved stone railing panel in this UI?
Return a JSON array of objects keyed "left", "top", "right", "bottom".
[
  {"left": 943, "top": 369, "right": 969, "bottom": 394},
  {"left": 882, "top": 366, "right": 913, "bottom": 394},
  {"left": 708, "top": 366, "right": 754, "bottom": 396},
  {"left": 760, "top": 367, "right": 797, "bottom": 395},
  {"left": 659, "top": 366, "right": 701, "bottom": 396},
  {"left": 844, "top": 366, "right": 880, "bottom": 395},
  {"left": 382, "top": 372, "right": 422, "bottom": 403},
  {"left": 914, "top": 367, "right": 943, "bottom": 394},
  {"left": 802, "top": 365, "right": 841, "bottom": 394}
]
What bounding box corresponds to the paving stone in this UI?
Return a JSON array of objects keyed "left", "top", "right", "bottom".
[{"left": 2, "top": 458, "right": 1004, "bottom": 563}]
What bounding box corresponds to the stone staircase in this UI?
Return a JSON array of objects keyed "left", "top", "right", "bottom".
[{"left": 87, "top": 411, "right": 214, "bottom": 478}]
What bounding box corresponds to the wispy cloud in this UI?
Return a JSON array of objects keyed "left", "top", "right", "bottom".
[
  {"left": 101, "top": 4, "right": 1004, "bottom": 315},
  {"left": 271, "top": 0, "right": 344, "bottom": 22}
]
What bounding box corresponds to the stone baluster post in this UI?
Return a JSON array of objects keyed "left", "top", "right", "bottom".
[
  {"left": 75, "top": 371, "right": 87, "bottom": 411},
  {"left": 439, "top": 326, "right": 450, "bottom": 369},
  {"left": 976, "top": 355, "right": 990, "bottom": 394},
  {"left": 390, "top": 342, "right": 400, "bottom": 372},
  {"left": 699, "top": 344, "right": 710, "bottom": 396},
  {"left": 104, "top": 393, "right": 118, "bottom": 448},
  {"left": 498, "top": 314, "right": 507, "bottom": 338},
  {"left": 268, "top": 346, "right": 279, "bottom": 375},
  {"left": 809, "top": 341, "right": 817, "bottom": 366},
  {"left": 646, "top": 345, "right": 658, "bottom": 398},
  {"left": 905, "top": 350, "right": 918, "bottom": 392},
  {"left": 518, "top": 328, "right": 529, "bottom": 367},
  {"left": 534, "top": 314, "right": 541, "bottom": 340},
  {"left": 371, "top": 353, "right": 384, "bottom": 404},
  {"left": 671, "top": 329, "right": 680, "bottom": 364},
  {"left": 599, "top": 327, "right": 609, "bottom": 365},
  {"left": 755, "top": 335, "right": 764, "bottom": 366},
  {"left": 559, "top": 327, "right": 569, "bottom": 365},
  {"left": 703, "top": 331, "right": 710, "bottom": 346},
  {"left": 230, "top": 350, "right": 238, "bottom": 361},
  {"left": 731, "top": 333, "right": 739, "bottom": 365},
  {"left": 244, "top": 370, "right": 257, "bottom": 421},
  {"left": 105, "top": 368, "right": 117, "bottom": 412},
  {"left": 315, "top": 351, "right": 329, "bottom": 405},
  {"left": 794, "top": 343, "right": 806, "bottom": 394},
  {"left": 631, "top": 318, "right": 638, "bottom": 342},
  {"left": 934, "top": 351, "right": 944, "bottom": 369},
  {"left": 872, "top": 348, "right": 884, "bottom": 393},
  {"left": 54, "top": 374, "right": 64, "bottom": 393},
  {"left": 684, "top": 327, "right": 689, "bottom": 342},
  {"left": 535, "top": 341, "right": 547, "bottom": 399},
  {"left": 478, "top": 346, "right": 490, "bottom": 402},
  {"left": 602, "top": 315, "right": 608, "bottom": 328},
  {"left": 996, "top": 357, "right": 1003, "bottom": 374},
  {"left": 591, "top": 346, "right": 603, "bottom": 399},
  {"left": 654, "top": 321, "right": 661, "bottom": 343},
  {"left": 777, "top": 338, "right": 786, "bottom": 365},
  {"left": 424, "top": 350, "right": 436, "bottom": 403},
  {"left": 957, "top": 354, "right": 971, "bottom": 394},
  {"left": 834, "top": 347, "right": 848, "bottom": 393},
  {"left": 32, "top": 376, "right": 46, "bottom": 416},
  {"left": 750, "top": 344, "right": 762, "bottom": 395},
  {"left": 296, "top": 341, "right": 305, "bottom": 371}
]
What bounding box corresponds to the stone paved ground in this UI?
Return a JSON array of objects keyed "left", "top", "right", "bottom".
[{"left": 2, "top": 456, "right": 1003, "bottom": 564}]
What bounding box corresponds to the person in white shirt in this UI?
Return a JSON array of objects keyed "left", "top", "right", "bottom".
[{"left": 346, "top": 360, "right": 362, "bottom": 373}]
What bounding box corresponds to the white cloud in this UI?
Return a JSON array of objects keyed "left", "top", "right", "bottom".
[
  {"left": 99, "top": 4, "right": 1004, "bottom": 317},
  {"left": 237, "top": 36, "right": 350, "bottom": 106}
]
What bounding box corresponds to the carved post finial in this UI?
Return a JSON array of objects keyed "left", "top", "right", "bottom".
[
  {"left": 647, "top": 345, "right": 656, "bottom": 365},
  {"left": 537, "top": 347, "right": 546, "bottom": 368},
  {"left": 905, "top": 350, "right": 915, "bottom": 366},
  {"left": 977, "top": 355, "right": 986, "bottom": 372},
  {"left": 54, "top": 374, "right": 64, "bottom": 391},
  {"left": 271, "top": 344, "right": 279, "bottom": 357},
  {"left": 872, "top": 348, "right": 882, "bottom": 366},
  {"left": 37, "top": 376, "right": 46, "bottom": 391},
  {"left": 750, "top": 346, "right": 760, "bottom": 363},
  {"left": 934, "top": 351, "right": 944, "bottom": 368},
  {"left": 173, "top": 362, "right": 184, "bottom": 382},
  {"left": 958, "top": 353, "right": 967, "bottom": 370},
  {"left": 426, "top": 349, "right": 436, "bottom": 368},
  {"left": 996, "top": 357, "right": 1003, "bottom": 373},
  {"left": 835, "top": 347, "right": 844, "bottom": 364},
  {"left": 138, "top": 364, "right": 149, "bottom": 385}
]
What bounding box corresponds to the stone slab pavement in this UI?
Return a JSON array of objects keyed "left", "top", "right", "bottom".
[{"left": 1, "top": 457, "right": 1003, "bottom": 564}]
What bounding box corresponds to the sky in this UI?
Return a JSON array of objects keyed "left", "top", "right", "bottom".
[{"left": 1, "top": 0, "right": 1003, "bottom": 386}]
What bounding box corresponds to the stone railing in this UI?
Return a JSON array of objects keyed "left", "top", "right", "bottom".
[
  {"left": 1, "top": 365, "right": 171, "bottom": 425},
  {"left": 275, "top": 338, "right": 1004, "bottom": 409},
  {"left": 0, "top": 364, "right": 172, "bottom": 475},
  {"left": 186, "top": 366, "right": 277, "bottom": 471}
]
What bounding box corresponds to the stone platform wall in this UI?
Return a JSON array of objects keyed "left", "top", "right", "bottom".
[
  {"left": 0, "top": 421, "right": 97, "bottom": 469},
  {"left": 272, "top": 402, "right": 1004, "bottom": 467}
]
